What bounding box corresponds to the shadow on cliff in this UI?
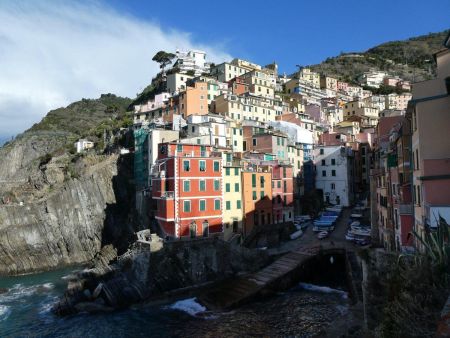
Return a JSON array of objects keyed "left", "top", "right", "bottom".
[{"left": 101, "top": 152, "right": 137, "bottom": 255}]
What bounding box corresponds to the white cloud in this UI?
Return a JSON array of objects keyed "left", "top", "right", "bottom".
[{"left": 0, "top": 1, "right": 231, "bottom": 138}]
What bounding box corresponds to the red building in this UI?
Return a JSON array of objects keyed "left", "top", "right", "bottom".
[
  {"left": 272, "top": 164, "right": 294, "bottom": 223},
  {"left": 152, "top": 142, "right": 223, "bottom": 239},
  {"left": 228, "top": 76, "right": 249, "bottom": 95}
]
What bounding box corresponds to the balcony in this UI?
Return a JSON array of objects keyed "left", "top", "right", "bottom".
[
  {"left": 161, "top": 191, "right": 175, "bottom": 199},
  {"left": 399, "top": 204, "right": 413, "bottom": 215}
]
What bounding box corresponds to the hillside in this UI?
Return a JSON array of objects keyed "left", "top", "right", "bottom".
[{"left": 308, "top": 30, "right": 449, "bottom": 84}]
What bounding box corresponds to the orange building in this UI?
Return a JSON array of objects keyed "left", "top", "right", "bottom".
[
  {"left": 241, "top": 164, "right": 273, "bottom": 235},
  {"left": 179, "top": 81, "right": 208, "bottom": 118},
  {"left": 152, "top": 142, "right": 223, "bottom": 238}
]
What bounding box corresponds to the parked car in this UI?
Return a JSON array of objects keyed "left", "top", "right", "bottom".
[{"left": 317, "top": 231, "right": 329, "bottom": 239}]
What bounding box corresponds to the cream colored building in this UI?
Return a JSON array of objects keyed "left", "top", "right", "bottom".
[
  {"left": 241, "top": 71, "right": 275, "bottom": 98},
  {"left": 166, "top": 73, "right": 194, "bottom": 93},
  {"left": 320, "top": 75, "right": 338, "bottom": 91},
  {"left": 214, "top": 93, "right": 278, "bottom": 123},
  {"left": 385, "top": 93, "right": 412, "bottom": 110},
  {"left": 211, "top": 58, "right": 261, "bottom": 82},
  {"left": 298, "top": 68, "right": 320, "bottom": 88},
  {"left": 344, "top": 100, "right": 379, "bottom": 120},
  {"left": 287, "top": 144, "right": 304, "bottom": 176},
  {"left": 226, "top": 120, "right": 244, "bottom": 153}
]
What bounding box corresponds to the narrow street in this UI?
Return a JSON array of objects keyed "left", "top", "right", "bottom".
[{"left": 268, "top": 207, "right": 368, "bottom": 256}]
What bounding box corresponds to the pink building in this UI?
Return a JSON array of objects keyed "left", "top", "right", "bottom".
[{"left": 383, "top": 77, "right": 400, "bottom": 87}]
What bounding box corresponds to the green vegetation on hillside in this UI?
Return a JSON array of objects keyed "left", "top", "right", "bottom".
[{"left": 309, "top": 30, "right": 449, "bottom": 84}]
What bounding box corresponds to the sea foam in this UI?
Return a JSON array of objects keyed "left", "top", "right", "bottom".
[
  {"left": 299, "top": 282, "right": 348, "bottom": 299},
  {"left": 167, "top": 298, "right": 206, "bottom": 317},
  {"left": 0, "top": 304, "right": 11, "bottom": 321}
]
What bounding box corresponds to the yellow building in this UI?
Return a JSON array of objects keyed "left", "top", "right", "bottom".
[{"left": 222, "top": 152, "right": 243, "bottom": 240}]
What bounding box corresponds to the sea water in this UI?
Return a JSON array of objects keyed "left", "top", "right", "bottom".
[{"left": 0, "top": 268, "right": 351, "bottom": 337}]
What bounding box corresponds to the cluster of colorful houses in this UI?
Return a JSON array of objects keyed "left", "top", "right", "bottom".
[{"left": 132, "top": 34, "right": 450, "bottom": 252}]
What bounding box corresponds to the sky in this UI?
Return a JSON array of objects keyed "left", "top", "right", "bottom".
[{"left": 0, "top": 0, "right": 449, "bottom": 142}]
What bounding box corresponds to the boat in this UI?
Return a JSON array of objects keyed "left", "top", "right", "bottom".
[
  {"left": 348, "top": 228, "right": 371, "bottom": 237},
  {"left": 350, "top": 213, "right": 363, "bottom": 218}
]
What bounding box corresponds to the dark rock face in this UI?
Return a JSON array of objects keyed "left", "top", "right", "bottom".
[{"left": 0, "top": 154, "right": 136, "bottom": 276}]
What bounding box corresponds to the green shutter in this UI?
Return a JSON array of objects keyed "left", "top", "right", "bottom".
[
  {"left": 252, "top": 174, "right": 256, "bottom": 187},
  {"left": 237, "top": 200, "right": 241, "bottom": 209},
  {"left": 184, "top": 181, "right": 190, "bottom": 192},
  {"left": 183, "top": 200, "right": 190, "bottom": 212},
  {"left": 260, "top": 191, "right": 265, "bottom": 199},
  {"left": 226, "top": 183, "right": 230, "bottom": 192},
  {"left": 234, "top": 168, "right": 239, "bottom": 175},
  {"left": 214, "top": 161, "right": 220, "bottom": 172},
  {"left": 252, "top": 191, "right": 257, "bottom": 200},
  {"left": 214, "top": 179, "right": 220, "bottom": 191},
  {"left": 225, "top": 167, "right": 230, "bottom": 176},
  {"left": 226, "top": 201, "right": 231, "bottom": 210},
  {"left": 199, "top": 180, "right": 206, "bottom": 191},
  {"left": 214, "top": 199, "right": 220, "bottom": 210},
  {"left": 235, "top": 183, "right": 239, "bottom": 192},
  {"left": 199, "top": 200, "right": 206, "bottom": 211}
]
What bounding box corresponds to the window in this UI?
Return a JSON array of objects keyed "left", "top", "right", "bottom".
[
  {"left": 252, "top": 191, "right": 257, "bottom": 200},
  {"left": 252, "top": 138, "right": 257, "bottom": 146},
  {"left": 237, "top": 200, "right": 241, "bottom": 209},
  {"left": 183, "top": 160, "right": 190, "bottom": 172},
  {"left": 331, "top": 183, "right": 335, "bottom": 190},
  {"left": 214, "top": 179, "right": 220, "bottom": 191},
  {"left": 321, "top": 159, "right": 326, "bottom": 166},
  {"left": 417, "top": 185, "right": 421, "bottom": 206},
  {"left": 226, "top": 183, "right": 230, "bottom": 192},
  {"left": 332, "top": 170, "right": 336, "bottom": 176},
  {"left": 225, "top": 167, "right": 230, "bottom": 176},
  {"left": 320, "top": 148, "right": 324, "bottom": 155},
  {"left": 177, "top": 144, "right": 183, "bottom": 153},
  {"left": 226, "top": 153, "right": 232, "bottom": 162},
  {"left": 234, "top": 168, "right": 239, "bottom": 175},
  {"left": 213, "top": 161, "right": 220, "bottom": 172},
  {"left": 199, "top": 199, "right": 206, "bottom": 211},
  {"left": 277, "top": 181, "right": 281, "bottom": 188},
  {"left": 331, "top": 158, "right": 336, "bottom": 165},
  {"left": 183, "top": 181, "right": 190, "bottom": 192},
  {"left": 416, "top": 149, "right": 419, "bottom": 169},
  {"left": 226, "top": 201, "right": 231, "bottom": 210},
  {"left": 252, "top": 174, "right": 256, "bottom": 188},
  {"left": 283, "top": 167, "right": 286, "bottom": 177},
  {"left": 260, "top": 191, "right": 265, "bottom": 199},
  {"left": 199, "top": 180, "right": 206, "bottom": 192},
  {"left": 183, "top": 200, "right": 191, "bottom": 212},
  {"left": 322, "top": 170, "right": 326, "bottom": 177},
  {"left": 235, "top": 183, "right": 239, "bottom": 192},
  {"left": 199, "top": 160, "right": 206, "bottom": 172},
  {"left": 260, "top": 176, "right": 265, "bottom": 188},
  {"left": 214, "top": 199, "right": 221, "bottom": 210}
]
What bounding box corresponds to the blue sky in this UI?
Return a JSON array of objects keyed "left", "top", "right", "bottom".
[
  {"left": 107, "top": 0, "right": 450, "bottom": 74},
  {"left": 0, "top": 0, "right": 448, "bottom": 140}
]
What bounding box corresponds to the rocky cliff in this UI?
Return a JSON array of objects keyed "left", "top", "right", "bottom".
[
  {"left": 0, "top": 154, "right": 135, "bottom": 275},
  {"left": 0, "top": 94, "right": 136, "bottom": 276}
]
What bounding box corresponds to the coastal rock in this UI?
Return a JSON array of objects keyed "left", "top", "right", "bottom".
[{"left": 0, "top": 154, "right": 135, "bottom": 276}]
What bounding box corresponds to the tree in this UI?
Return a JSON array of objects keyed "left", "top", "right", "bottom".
[{"left": 152, "top": 51, "right": 176, "bottom": 74}]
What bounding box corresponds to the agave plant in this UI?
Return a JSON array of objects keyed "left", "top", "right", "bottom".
[{"left": 413, "top": 214, "right": 450, "bottom": 272}]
